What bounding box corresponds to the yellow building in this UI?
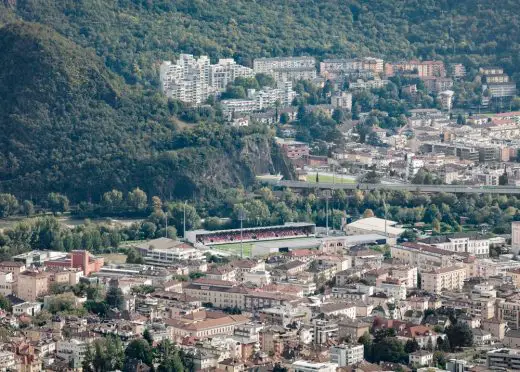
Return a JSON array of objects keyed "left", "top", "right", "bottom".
[{"left": 17, "top": 271, "right": 48, "bottom": 302}]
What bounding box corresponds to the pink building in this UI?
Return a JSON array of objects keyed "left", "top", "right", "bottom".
[{"left": 45, "top": 250, "right": 103, "bottom": 276}]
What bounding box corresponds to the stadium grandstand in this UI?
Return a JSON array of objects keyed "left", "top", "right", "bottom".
[{"left": 185, "top": 222, "right": 316, "bottom": 245}]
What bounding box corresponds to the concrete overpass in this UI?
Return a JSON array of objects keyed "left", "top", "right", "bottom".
[{"left": 260, "top": 179, "right": 520, "bottom": 194}]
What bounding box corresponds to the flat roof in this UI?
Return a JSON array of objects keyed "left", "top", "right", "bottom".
[
  {"left": 189, "top": 222, "right": 315, "bottom": 236},
  {"left": 347, "top": 217, "right": 404, "bottom": 235}
]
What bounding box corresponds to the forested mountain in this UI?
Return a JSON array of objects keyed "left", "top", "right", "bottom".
[
  {"left": 3, "top": 0, "right": 520, "bottom": 86},
  {"left": 0, "top": 22, "right": 291, "bottom": 202},
  {"left": 1, "top": 0, "right": 520, "bottom": 203}
]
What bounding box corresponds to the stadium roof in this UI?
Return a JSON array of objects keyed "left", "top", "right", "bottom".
[{"left": 188, "top": 222, "right": 315, "bottom": 236}]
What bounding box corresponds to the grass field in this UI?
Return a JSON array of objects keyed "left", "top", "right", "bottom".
[
  {"left": 306, "top": 174, "right": 356, "bottom": 183},
  {"left": 100, "top": 253, "right": 127, "bottom": 264},
  {"left": 210, "top": 242, "right": 253, "bottom": 257}
]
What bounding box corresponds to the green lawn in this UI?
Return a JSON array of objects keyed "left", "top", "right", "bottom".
[
  {"left": 210, "top": 242, "right": 253, "bottom": 257},
  {"left": 306, "top": 174, "right": 356, "bottom": 183}
]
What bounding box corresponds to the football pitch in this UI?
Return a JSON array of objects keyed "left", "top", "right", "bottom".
[{"left": 209, "top": 242, "right": 254, "bottom": 257}]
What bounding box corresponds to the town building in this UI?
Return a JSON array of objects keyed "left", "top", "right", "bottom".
[
  {"left": 409, "top": 350, "right": 433, "bottom": 367},
  {"left": 421, "top": 265, "right": 466, "bottom": 294},
  {"left": 330, "top": 344, "right": 364, "bottom": 367},
  {"left": 345, "top": 217, "right": 404, "bottom": 244},
  {"left": 487, "top": 348, "right": 520, "bottom": 370},
  {"left": 13, "top": 302, "right": 42, "bottom": 316},
  {"left": 135, "top": 238, "right": 205, "bottom": 266},
  {"left": 17, "top": 271, "right": 48, "bottom": 301},
  {"left": 160, "top": 55, "right": 213, "bottom": 104},
  {"left": 0, "top": 261, "right": 26, "bottom": 280},
  {"left": 45, "top": 250, "right": 103, "bottom": 276},
  {"left": 512, "top": 221, "right": 520, "bottom": 254},
  {"left": 331, "top": 92, "right": 353, "bottom": 111},
  {"left": 56, "top": 339, "right": 90, "bottom": 369},
  {"left": 253, "top": 57, "right": 316, "bottom": 82},
  {"left": 290, "top": 361, "right": 338, "bottom": 372},
  {"left": 276, "top": 138, "right": 310, "bottom": 160},
  {"left": 418, "top": 233, "right": 489, "bottom": 257},
  {"left": 0, "top": 271, "right": 14, "bottom": 296}
]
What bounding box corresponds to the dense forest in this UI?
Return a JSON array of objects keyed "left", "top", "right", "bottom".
[
  {"left": 3, "top": 0, "right": 520, "bottom": 86},
  {"left": 0, "top": 23, "right": 292, "bottom": 202},
  {"left": 1, "top": 0, "right": 520, "bottom": 204}
]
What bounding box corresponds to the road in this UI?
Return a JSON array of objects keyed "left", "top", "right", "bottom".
[{"left": 260, "top": 179, "right": 520, "bottom": 194}]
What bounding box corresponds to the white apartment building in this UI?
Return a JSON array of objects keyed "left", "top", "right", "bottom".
[
  {"left": 209, "top": 58, "right": 254, "bottom": 91},
  {"left": 291, "top": 361, "right": 338, "bottom": 372},
  {"left": 512, "top": 221, "right": 520, "bottom": 254},
  {"left": 330, "top": 344, "right": 364, "bottom": 367},
  {"left": 390, "top": 266, "right": 418, "bottom": 288},
  {"left": 160, "top": 55, "right": 213, "bottom": 105},
  {"left": 419, "top": 233, "right": 489, "bottom": 257},
  {"left": 474, "top": 258, "right": 520, "bottom": 278},
  {"left": 13, "top": 302, "right": 42, "bottom": 316},
  {"left": 221, "top": 81, "right": 296, "bottom": 119},
  {"left": 313, "top": 320, "right": 338, "bottom": 345},
  {"left": 439, "top": 90, "right": 454, "bottom": 111},
  {"left": 410, "top": 350, "right": 433, "bottom": 367},
  {"left": 0, "top": 271, "right": 14, "bottom": 296},
  {"left": 135, "top": 238, "right": 205, "bottom": 266},
  {"left": 320, "top": 57, "right": 384, "bottom": 79},
  {"left": 421, "top": 265, "right": 466, "bottom": 294},
  {"left": 253, "top": 57, "right": 316, "bottom": 80},
  {"left": 56, "top": 339, "right": 90, "bottom": 367},
  {"left": 331, "top": 92, "right": 353, "bottom": 111},
  {"left": 378, "top": 280, "right": 407, "bottom": 300}
]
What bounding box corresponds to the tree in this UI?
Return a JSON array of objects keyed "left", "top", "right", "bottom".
[
  {"left": 125, "top": 339, "right": 153, "bottom": 367},
  {"left": 143, "top": 328, "right": 154, "bottom": 345},
  {"left": 126, "top": 248, "right": 144, "bottom": 264},
  {"left": 499, "top": 170, "right": 509, "bottom": 185},
  {"left": 0, "top": 294, "right": 12, "bottom": 312},
  {"left": 0, "top": 193, "right": 19, "bottom": 217},
  {"left": 167, "top": 202, "right": 200, "bottom": 234},
  {"left": 279, "top": 112, "right": 289, "bottom": 124},
  {"left": 128, "top": 188, "right": 148, "bottom": 210},
  {"left": 272, "top": 363, "right": 287, "bottom": 372},
  {"left": 21, "top": 200, "right": 35, "bottom": 217},
  {"left": 363, "top": 209, "right": 375, "bottom": 218},
  {"left": 332, "top": 109, "right": 344, "bottom": 123},
  {"left": 102, "top": 189, "right": 124, "bottom": 210},
  {"left": 84, "top": 336, "right": 124, "bottom": 372},
  {"left": 105, "top": 286, "right": 124, "bottom": 310},
  {"left": 404, "top": 338, "right": 420, "bottom": 353},
  {"left": 47, "top": 193, "right": 69, "bottom": 214},
  {"left": 445, "top": 323, "right": 473, "bottom": 350},
  {"left": 371, "top": 337, "right": 407, "bottom": 363},
  {"left": 358, "top": 332, "right": 373, "bottom": 361}
]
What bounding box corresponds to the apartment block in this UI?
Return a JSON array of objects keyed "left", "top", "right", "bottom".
[
  {"left": 487, "top": 349, "right": 520, "bottom": 370},
  {"left": 16, "top": 271, "right": 48, "bottom": 301},
  {"left": 291, "top": 361, "right": 338, "bottom": 372},
  {"left": 209, "top": 58, "right": 254, "bottom": 90},
  {"left": 388, "top": 60, "right": 446, "bottom": 77},
  {"left": 0, "top": 261, "right": 26, "bottom": 280},
  {"left": 0, "top": 271, "right": 14, "bottom": 296},
  {"left": 497, "top": 299, "right": 520, "bottom": 330},
  {"left": 320, "top": 57, "right": 384, "bottom": 79},
  {"left": 418, "top": 233, "right": 489, "bottom": 257},
  {"left": 421, "top": 265, "right": 466, "bottom": 294},
  {"left": 253, "top": 57, "right": 316, "bottom": 82},
  {"left": 330, "top": 344, "right": 364, "bottom": 367},
  {"left": 160, "top": 55, "right": 213, "bottom": 105},
  {"left": 513, "top": 221, "right": 520, "bottom": 254}
]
